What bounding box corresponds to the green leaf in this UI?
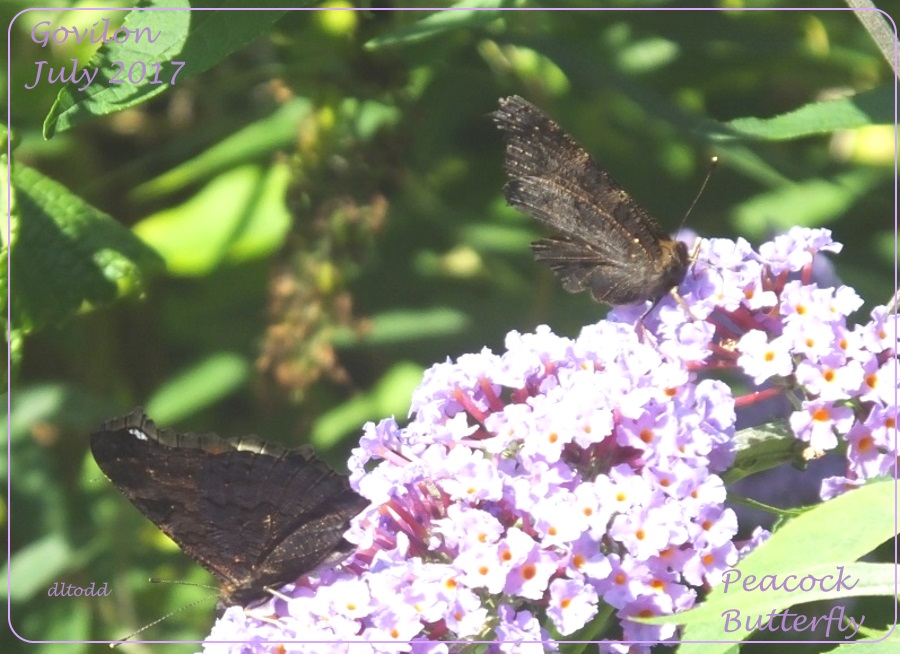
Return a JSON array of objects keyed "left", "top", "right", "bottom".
[
  {"left": 828, "top": 627, "right": 900, "bottom": 653},
  {"left": 43, "top": 2, "right": 289, "bottom": 138},
  {"left": 641, "top": 479, "right": 896, "bottom": 649},
  {"left": 145, "top": 352, "right": 251, "bottom": 423},
  {"left": 674, "top": 562, "right": 890, "bottom": 651},
  {"left": 132, "top": 161, "right": 292, "bottom": 276},
  {"left": 364, "top": 0, "right": 512, "bottom": 50},
  {"left": 132, "top": 97, "right": 313, "bottom": 199},
  {"left": 732, "top": 167, "right": 890, "bottom": 237},
  {"left": 332, "top": 307, "right": 471, "bottom": 346},
  {"left": 724, "top": 420, "right": 798, "bottom": 484},
  {"left": 461, "top": 221, "right": 536, "bottom": 255},
  {"left": 1, "top": 152, "right": 13, "bottom": 373},
  {"left": 4, "top": 534, "right": 73, "bottom": 601},
  {"left": 726, "top": 85, "right": 894, "bottom": 140},
  {"left": 312, "top": 361, "right": 423, "bottom": 448},
  {"left": 31, "top": 597, "right": 92, "bottom": 644},
  {"left": 9, "top": 163, "right": 163, "bottom": 336},
  {"left": 517, "top": 39, "right": 793, "bottom": 186}
]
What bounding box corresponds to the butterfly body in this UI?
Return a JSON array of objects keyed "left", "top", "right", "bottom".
[{"left": 492, "top": 95, "right": 690, "bottom": 305}]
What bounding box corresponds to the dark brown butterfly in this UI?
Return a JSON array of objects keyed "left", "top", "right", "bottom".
[
  {"left": 491, "top": 95, "right": 690, "bottom": 306},
  {"left": 90, "top": 408, "right": 367, "bottom": 606}
]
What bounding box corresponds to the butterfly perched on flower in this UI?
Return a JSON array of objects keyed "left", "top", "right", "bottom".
[
  {"left": 91, "top": 408, "right": 366, "bottom": 606},
  {"left": 492, "top": 95, "right": 690, "bottom": 306}
]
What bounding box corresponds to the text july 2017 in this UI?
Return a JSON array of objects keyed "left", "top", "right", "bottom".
[{"left": 24, "top": 59, "right": 185, "bottom": 91}]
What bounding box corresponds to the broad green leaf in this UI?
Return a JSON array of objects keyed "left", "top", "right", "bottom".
[
  {"left": 365, "top": 0, "right": 513, "bottom": 50},
  {"left": 145, "top": 352, "right": 250, "bottom": 423},
  {"left": 615, "top": 35, "right": 679, "bottom": 74},
  {"left": 828, "top": 627, "right": 900, "bottom": 653},
  {"left": 520, "top": 38, "right": 793, "bottom": 186},
  {"left": 132, "top": 161, "right": 292, "bottom": 276},
  {"left": 673, "top": 562, "right": 891, "bottom": 652},
  {"left": 700, "top": 140, "right": 794, "bottom": 188},
  {"left": 312, "top": 361, "right": 423, "bottom": 448},
  {"left": 33, "top": 598, "right": 91, "bottom": 643},
  {"left": 728, "top": 479, "right": 895, "bottom": 576},
  {"left": 733, "top": 167, "right": 890, "bottom": 237},
  {"left": 724, "top": 420, "right": 798, "bottom": 484},
  {"left": 641, "top": 479, "right": 896, "bottom": 649},
  {"left": 332, "top": 307, "right": 471, "bottom": 346},
  {"left": 43, "top": 2, "right": 291, "bottom": 137},
  {"left": 1, "top": 151, "right": 13, "bottom": 369},
  {"left": 9, "top": 163, "right": 163, "bottom": 335},
  {"left": 4, "top": 534, "right": 73, "bottom": 601},
  {"left": 727, "top": 85, "right": 894, "bottom": 140},
  {"left": 461, "top": 222, "right": 536, "bottom": 254},
  {"left": 132, "top": 97, "right": 313, "bottom": 198}
]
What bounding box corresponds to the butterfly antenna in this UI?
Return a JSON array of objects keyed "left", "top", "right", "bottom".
[
  {"left": 677, "top": 156, "right": 718, "bottom": 233},
  {"left": 148, "top": 576, "right": 219, "bottom": 592},
  {"left": 108, "top": 581, "right": 216, "bottom": 647}
]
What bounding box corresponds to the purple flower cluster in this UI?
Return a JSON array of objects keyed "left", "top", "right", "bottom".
[
  {"left": 674, "top": 228, "right": 896, "bottom": 498},
  {"left": 203, "top": 228, "right": 896, "bottom": 653}
]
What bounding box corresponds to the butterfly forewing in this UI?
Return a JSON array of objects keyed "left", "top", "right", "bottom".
[
  {"left": 491, "top": 95, "right": 690, "bottom": 305},
  {"left": 90, "top": 408, "right": 367, "bottom": 605}
]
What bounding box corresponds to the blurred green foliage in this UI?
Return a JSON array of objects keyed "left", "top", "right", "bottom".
[{"left": 4, "top": 2, "right": 895, "bottom": 651}]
